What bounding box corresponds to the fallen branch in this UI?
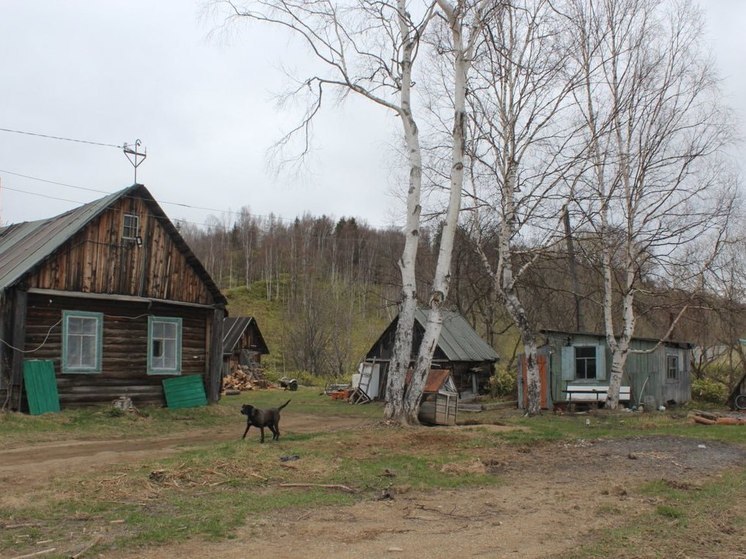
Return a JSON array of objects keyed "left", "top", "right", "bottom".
[
  {"left": 11, "top": 548, "right": 56, "bottom": 559},
  {"left": 279, "top": 483, "right": 357, "bottom": 493}
]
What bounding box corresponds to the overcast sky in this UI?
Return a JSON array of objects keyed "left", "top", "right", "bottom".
[{"left": 1, "top": 0, "right": 744, "bottom": 230}]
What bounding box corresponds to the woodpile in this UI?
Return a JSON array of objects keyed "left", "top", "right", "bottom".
[
  {"left": 691, "top": 410, "right": 746, "bottom": 425},
  {"left": 223, "top": 365, "right": 272, "bottom": 392}
]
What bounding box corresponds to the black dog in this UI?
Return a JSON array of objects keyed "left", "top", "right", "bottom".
[{"left": 241, "top": 400, "right": 291, "bottom": 443}]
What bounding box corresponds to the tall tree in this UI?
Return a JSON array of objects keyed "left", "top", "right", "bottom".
[
  {"left": 216, "top": 0, "right": 438, "bottom": 421},
  {"left": 402, "top": 0, "right": 494, "bottom": 423},
  {"left": 463, "top": 0, "right": 576, "bottom": 415},
  {"left": 566, "top": 0, "right": 734, "bottom": 408}
]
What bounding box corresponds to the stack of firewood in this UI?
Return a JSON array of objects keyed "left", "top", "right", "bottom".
[
  {"left": 223, "top": 365, "right": 272, "bottom": 392},
  {"left": 691, "top": 410, "right": 746, "bottom": 425}
]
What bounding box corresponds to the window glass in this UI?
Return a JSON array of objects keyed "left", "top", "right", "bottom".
[
  {"left": 148, "top": 317, "right": 181, "bottom": 374},
  {"left": 667, "top": 355, "right": 678, "bottom": 380},
  {"left": 575, "top": 346, "right": 596, "bottom": 380},
  {"left": 123, "top": 214, "right": 139, "bottom": 239},
  {"left": 63, "top": 312, "right": 102, "bottom": 373}
]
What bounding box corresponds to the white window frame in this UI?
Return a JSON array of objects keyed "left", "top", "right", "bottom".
[
  {"left": 147, "top": 316, "right": 182, "bottom": 375},
  {"left": 62, "top": 310, "right": 103, "bottom": 373},
  {"left": 122, "top": 213, "right": 139, "bottom": 240}
]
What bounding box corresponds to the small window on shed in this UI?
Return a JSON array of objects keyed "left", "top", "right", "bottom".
[
  {"left": 666, "top": 355, "right": 678, "bottom": 380},
  {"left": 575, "top": 346, "right": 597, "bottom": 380},
  {"left": 123, "top": 214, "right": 139, "bottom": 240}
]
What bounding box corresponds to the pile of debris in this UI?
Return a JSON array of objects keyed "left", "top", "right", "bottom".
[
  {"left": 223, "top": 365, "right": 272, "bottom": 392},
  {"left": 691, "top": 409, "right": 746, "bottom": 425}
]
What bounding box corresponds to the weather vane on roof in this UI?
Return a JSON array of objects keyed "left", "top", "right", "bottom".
[{"left": 123, "top": 139, "right": 147, "bottom": 184}]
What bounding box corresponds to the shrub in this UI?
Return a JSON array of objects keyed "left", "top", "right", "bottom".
[
  {"left": 691, "top": 377, "right": 728, "bottom": 404},
  {"left": 489, "top": 365, "right": 517, "bottom": 398}
]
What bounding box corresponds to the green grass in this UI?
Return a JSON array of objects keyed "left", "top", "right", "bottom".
[
  {"left": 2, "top": 396, "right": 744, "bottom": 558},
  {"left": 555, "top": 469, "right": 746, "bottom": 558}
]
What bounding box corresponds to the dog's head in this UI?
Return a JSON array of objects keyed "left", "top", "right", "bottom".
[{"left": 240, "top": 404, "right": 254, "bottom": 416}]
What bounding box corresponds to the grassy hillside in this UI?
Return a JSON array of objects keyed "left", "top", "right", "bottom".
[{"left": 224, "top": 280, "right": 392, "bottom": 382}]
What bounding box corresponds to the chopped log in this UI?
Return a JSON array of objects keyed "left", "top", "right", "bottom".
[
  {"left": 693, "top": 410, "right": 719, "bottom": 421},
  {"left": 693, "top": 415, "right": 716, "bottom": 425},
  {"left": 716, "top": 417, "right": 746, "bottom": 425}
]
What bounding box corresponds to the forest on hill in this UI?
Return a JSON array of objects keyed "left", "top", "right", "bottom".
[{"left": 180, "top": 209, "right": 746, "bottom": 400}]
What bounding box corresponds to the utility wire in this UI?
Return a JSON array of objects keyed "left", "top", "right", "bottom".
[
  {"left": 0, "top": 127, "right": 122, "bottom": 149},
  {"left": 0, "top": 172, "right": 297, "bottom": 224}
]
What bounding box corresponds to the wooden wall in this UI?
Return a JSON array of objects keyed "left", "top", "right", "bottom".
[
  {"left": 24, "top": 195, "right": 214, "bottom": 305},
  {"left": 23, "top": 293, "right": 211, "bottom": 407}
]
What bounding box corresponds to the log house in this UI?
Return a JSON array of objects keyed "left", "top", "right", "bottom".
[{"left": 0, "top": 184, "right": 227, "bottom": 410}]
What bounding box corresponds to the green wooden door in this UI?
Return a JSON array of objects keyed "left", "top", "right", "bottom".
[{"left": 23, "top": 360, "right": 61, "bottom": 415}]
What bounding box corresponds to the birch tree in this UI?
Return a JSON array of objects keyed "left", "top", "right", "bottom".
[
  {"left": 401, "top": 0, "right": 494, "bottom": 423},
  {"left": 566, "top": 0, "right": 733, "bottom": 408},
  {"left": 461, "top": 0, "right": 577, "bottom": 415},
  {"left": 215, "top": 0, "right": 439, "bottom": 420}
]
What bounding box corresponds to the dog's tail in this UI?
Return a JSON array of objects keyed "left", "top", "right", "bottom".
[{"left": 278, "top": 399, "right": 291, "bottom": 411}]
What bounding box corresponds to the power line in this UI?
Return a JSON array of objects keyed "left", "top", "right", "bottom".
[
  {"left": 0, "top": 127, "right": 122, "bottom": 149},
  {"left": 0, "top": 169, "right": 108, "bottom": 194},
  {"left": 0, "top": 170, "right": 330, "bottom": 224}
]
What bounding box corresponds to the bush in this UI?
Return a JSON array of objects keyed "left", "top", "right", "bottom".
[
  {"left": 489, "top": 366, "right": 517, "bottom": 398},
  {"left": 691, "top": 377, "right": 728, "bottom": 404}
]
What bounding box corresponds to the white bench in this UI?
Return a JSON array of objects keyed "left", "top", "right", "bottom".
[{"left": 563, "top": 385, "right": 631, "bottom": 404}]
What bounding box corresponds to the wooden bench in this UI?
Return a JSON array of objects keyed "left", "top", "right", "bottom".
[{"left": 563, "top": 385, "right": 631, "bottom": 405}]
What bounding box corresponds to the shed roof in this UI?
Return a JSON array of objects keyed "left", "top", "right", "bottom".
[
  {"left": 539, "top": 329, "right": 693, "bottom": 349},
  {"left": 0, "top": 184, "right": 226, "bottom": 305},
  {"left": 367, "top": 308, "right": 499, "bottom": 363},
  {"left": 222, "top": 316, "right": 270, "bottom": 356},
  {"left": 415, "top": 308, "right": 499, "bottom": 362}
]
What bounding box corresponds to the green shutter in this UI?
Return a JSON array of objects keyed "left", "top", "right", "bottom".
[
  {"left": 23, "top": 360, "right": 61, "bottom": 415},
  {"left": 561, "top": 347, "right": 574, "bottom": 380},
  {"left": 596, "top": 345, "right": 606, "bottom": 380},
  {"left": 162, "top": 375, "right": 207, "bottom": 409}
]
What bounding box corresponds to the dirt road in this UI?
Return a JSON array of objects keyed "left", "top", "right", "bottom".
[{"left": 1, "top": 416, "right": 744, "bottom": 559}]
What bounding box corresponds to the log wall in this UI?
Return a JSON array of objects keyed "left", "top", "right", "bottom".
[{"left": 23, "top": 293, "right": 211, "bottom": 407}]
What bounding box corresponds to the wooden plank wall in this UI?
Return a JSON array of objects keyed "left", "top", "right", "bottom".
[
  {"left": 24, "top": 196, "right": 214, "bottom": 305},
  {"left": 23, "top": 293, "right": 211, "bottom": 407}
]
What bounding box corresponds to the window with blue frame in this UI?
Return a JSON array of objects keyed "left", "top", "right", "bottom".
[
  {"left": 62, "top": 311, "right": 103, "bottom": 373},
  {"left": 147, "top": 316, "right": 182, "bottom": 374}
]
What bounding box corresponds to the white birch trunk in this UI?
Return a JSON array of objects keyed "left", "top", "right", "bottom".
[
  {"left": 403, "top": 0, "right": 472, "bottom": 424},
  {"left": 384, "top": 0, "right": 422, "bottom": 421}
]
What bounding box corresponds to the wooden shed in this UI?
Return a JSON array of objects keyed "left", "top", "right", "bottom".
[
  {"left": 0, "top": 184, "right": 227, "bottom": 411},
  {"left": 518, "top": 329, "right": 693, "bottom": 410},
  {"left": 415, "top": 369, "right": 458, "bottom": 425},
  {"left": 361, "top": 308, "right": 499, "bottom": 400},
  {"left": 222, "top": 316, "right": 270, "bottom": 375}
]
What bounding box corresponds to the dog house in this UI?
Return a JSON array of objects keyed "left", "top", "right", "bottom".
[{"left": 414, "top": 369, "right": 458, "bottom": 426}]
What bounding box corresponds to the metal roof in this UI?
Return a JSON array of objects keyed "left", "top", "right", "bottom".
[
  {"left": 415, "top": 308, "right": 499, "bottom": 362},
  {"left": 0, "top": 184, "right": 226, "bottom": 305},
  {"left": 222, "top": 316, "right": 270, "bottom": 355}
]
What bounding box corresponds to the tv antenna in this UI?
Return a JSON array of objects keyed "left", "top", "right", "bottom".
[{"left": 123, "top": 139, "right": 147, "bottom": 183}]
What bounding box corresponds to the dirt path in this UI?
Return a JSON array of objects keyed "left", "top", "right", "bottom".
[
  {"left": 2, "top": 418, "right": 744, "bottom": 559},
  {"left": 0, "top": 414, "right": 367, "bottom": 484},
  {"left": 116, "top": 435, "right": 745, "bottom": 559}
]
